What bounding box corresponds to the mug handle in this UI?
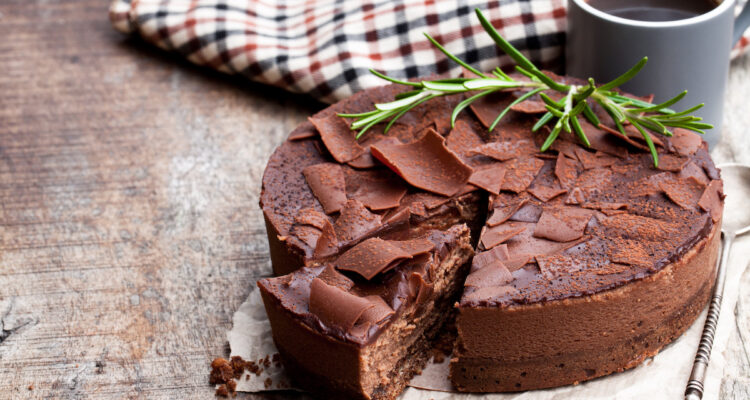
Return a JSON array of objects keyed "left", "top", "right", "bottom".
[{"left": 735, "top": 0, "right": 750, "bottom": 45}]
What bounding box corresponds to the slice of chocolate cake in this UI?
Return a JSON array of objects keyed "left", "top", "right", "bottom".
[{"left": 258, "top": 225, "right": 473, "bottom": 400}]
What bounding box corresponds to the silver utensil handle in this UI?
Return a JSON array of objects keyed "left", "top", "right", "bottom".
[{"left": 684, "top": 233, "right": 733, "bottom": 400}]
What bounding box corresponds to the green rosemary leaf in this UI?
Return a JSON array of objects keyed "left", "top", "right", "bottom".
[
  {"left": 570, "top": 114, "right": 591, "bottom": 147},
  {"left": 424, "top": 33, "right": 487, "bottom": 78},
  {"left": 532, "top": 112, "right": 554, "bottom": 132},
  {"left": 384, "top": 94, "right": 439, "bottom": 133},
  {"left": 573, "top": 82, "right": 596, "bottom": 102},
  {"left": 541, "top": 121, "right": 563, "bottom": 151},
  {"left": 338, "top": 109, "right": 380, "bottom": 118},
  {"left": 374, "top": 91, "right": 431, "bottom": 111},
  {"left": 394, "top": 89, "right": 422, "bottom": 100},
  {"left": 451, "top": 90, "right": 496, "bottom": 128},
  {"left": 652, "top": 103, "right": 705, "bottom": 118},
  {"left": 488, "top": 87, "right": 544, "bottom": 131},
  {"left": 540, "top": 92, "right": 563, "bottom": 108},
  {"left": 633, "top": 91, "right": 687, "bottom": 112},
  {"left": 463, "top": 78, "right": 529, "bottom": 90},
  {"left": 475, "top": 9, "right": 568, "bottom": 92},
  {"left": 356, "top": 110, "right": 398, "bottom": 138},
  {"left": 599, "top": 57, "right": 648, "bottom": 91},
  {"left": 545, "top": 105, "right": 565, "bottom": 118},
  {"left": 493, "top": 67, "right": 511, "bottom": 80},
  {"left": 635, "top": 117, "right": 667, "bottom": 134},
  {"left": 582, "top": 102, "right": 601, "bottom": 126},
  {"left": 628, "top": 118, "right": 659, "bottom": 167},
  {"left": 562, "top": 116, "right": 572, "bottom": 133},
  {"left": 369, "top": 69, "right": 421, "bottom": 87},
  {"left": 422, "top": 81, "right": 469, "bottom": 92}
]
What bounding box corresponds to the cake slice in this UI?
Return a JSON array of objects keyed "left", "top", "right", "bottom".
[{"left": 258, "top": 225, "right": 473, "bottom": 400}]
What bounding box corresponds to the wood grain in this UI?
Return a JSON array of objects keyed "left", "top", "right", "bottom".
[{"left": 0, "top": 1, "right": 747, "bottom": 399}]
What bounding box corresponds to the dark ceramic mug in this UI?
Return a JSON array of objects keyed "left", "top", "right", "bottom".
[{"left": 567, "top": 0, "right": 750, "bottom": 148}]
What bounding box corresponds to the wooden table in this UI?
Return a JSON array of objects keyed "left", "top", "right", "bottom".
[{"left": 0, "top": 1, "right": 748, "bottom": 398}]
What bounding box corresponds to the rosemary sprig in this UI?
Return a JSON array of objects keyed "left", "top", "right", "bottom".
[{"left": 338, "top": 8, "right": 711, "bottom": 167}]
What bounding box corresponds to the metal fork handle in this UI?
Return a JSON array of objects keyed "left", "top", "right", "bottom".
[{"left": 684, "top": 232, "right": 734, "bottom": 400}]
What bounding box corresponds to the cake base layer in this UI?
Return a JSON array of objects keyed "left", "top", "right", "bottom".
[{"left": 450, "top": 220, "right": 720, "bottom": 392}]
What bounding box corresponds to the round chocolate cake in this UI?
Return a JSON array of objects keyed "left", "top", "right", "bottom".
[{"left": 257, "top": 79, "right": 723, "bottom": 399}]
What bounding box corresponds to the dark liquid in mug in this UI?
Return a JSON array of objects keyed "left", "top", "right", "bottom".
[{"left": 587, "top": 0, "right": 717, "bottom": 22}]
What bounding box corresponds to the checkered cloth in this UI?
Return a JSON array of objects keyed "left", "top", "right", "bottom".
[{"left": 110, "top": 0, "right": 749, "bottom": 104}]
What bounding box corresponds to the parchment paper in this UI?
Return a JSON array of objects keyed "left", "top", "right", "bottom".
[{"left": 226, "top": 235, "right": 750, "bottom": 399}]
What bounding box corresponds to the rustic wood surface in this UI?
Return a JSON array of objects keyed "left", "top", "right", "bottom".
[{"left": 0, "top": 1, "right": 747, "bottom": 399}]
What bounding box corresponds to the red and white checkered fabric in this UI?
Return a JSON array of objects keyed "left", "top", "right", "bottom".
[{"left": 110, "top": 0, "right": 749, "bottom": 104}]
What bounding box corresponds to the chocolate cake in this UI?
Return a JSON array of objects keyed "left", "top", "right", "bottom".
[{"left": 257, "top": 78, "right": 723, "bottom": 399}]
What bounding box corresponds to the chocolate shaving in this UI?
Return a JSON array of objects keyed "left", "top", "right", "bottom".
[
  {"left": 509, "top": 202, "right": 543, "bottom": 223},
  {"left": 534, "top": 207, "right": 593, "bottom": 242},
  {"left": 317, "top": 265, "right": 354, "bottom": 291},
  {"left": 347, "top": 137, "right": 401, "bottom": 169},
  {"left": 501, "top": 157, "right": 545, "bottom": 193},
  {"left": 472, "top": 245, "right": 510, "bottom": 272},
  {"left": 309, "top": 278, "right": 374, "bottom": 330},
  {"left": 303, "top": 163, "right": 347, "bottom": 214},
  {"left": 574, "top": 147, "right": 618, "bottom": 170},
  {"left": 358, "top": 295, "right": 395, "bottom": 326},
  {"left": 609, "top": 239, "right": 653, "bottom": 268},
  {"left": 334, "top": 238, "right": 412, "bottom": 280},
  {"left": 314, "top": 219, "right": 339, "bottom": 258},
  {"left": 465, "top": 262, "right": 513, "bottom": 288},
  {"left": 698, "top": 180, "right": 724, "bottom": 222},
  {"left": 345, "top": 168, "right": 408, "bottom": 211},
  {"left": 391, "top": 237, "right": 435, "bottom": 258},
  {"left": 288, "top": 121, "right": 318, "bottom": 141},
  {"left": 659, "top": 178, "right": 704, "bottom": 210},
  {"left": 487, "top": 198, "right": 528, "bottom": 227},
  {"left": 656, "top": 154, "right": 690, "bottom": 172},
  {"left": 446, "top": 120, "right": 485, "bottom": 160},
  {"left": 333, "top": 199, "right": 382, "bottom": 243},
  {"left": 371, "top": 128, "right": 473, "bottom": 196},
  {"left": 550, "top": 139, "right": 579, "bottom": 160},
  {"left": 528, "top": 185, "right": 567, "bottom": 202},
  {"left": 309, "top": 115, "right": 364, "bottom": 163},
  {"left": 679, "top": 161, "right": 710, "bottom": 186},
  {"left": 555, "top": 153, "right": 580, "bottom": 189},
  {"left": 671, "top": 128, "right": 703, "bottom": 156},
  {"left": 480, "top": 224, "right": 526, "bottom": 250},
  {"left": 468, "top": 140, "right": 535, "bottom": 161},
  {"left": 468, "top": 165, "right": 506, "bottom": 195}
]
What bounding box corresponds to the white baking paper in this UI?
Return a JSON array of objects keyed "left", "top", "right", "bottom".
[{"left": 226, "top": 234, "right": 750, "bottom": 399}]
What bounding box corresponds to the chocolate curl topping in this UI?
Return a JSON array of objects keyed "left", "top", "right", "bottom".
[
  {"left": 468, "top": 165, "right": 506, "bottom": 195},
  {"left": 408, "top": 272, "right": 434, "bottom": 305},
  {"left": 309, "top": 278, "right": 374, "bottom": 330},
  {"left": 480, "top": 224, "right": 526, "bottom": 250},
  {"left": 465, "top": 262, "right": 513, "bottom": 288},
  {"left": 659, "top": 178, "right": 704, "bottom": 210},
  {"left": 698, "top": 180, "right": 724, "bottom": 222},
  {"left": 345, "top": 168, "right": 407, "bottom": 211},
  {"left": 501, "top": 157, "right": 544, "bottom": 193},
  {"left": 468, "top": 139, "right": 535, "bottom": 161},
  {"left": 390, "top": 237, "right": 435, "bottom": 258},
  {"left": 370, "top": 128, "right": 473, "bottom": 197},
  {"left": 359, "top": 295, "right": 395, "bottom": 326},
  {"left": 472, "top": 245, "right": 510, "bottom": 272},
  {"left": 309, "top": 114, "right": 364, "bottom": 163},
  {"left": 527, "top": 185, "right": 568, "bottom": 202},
  {"left": 303, "top": 163, "right": 347, "bottom": 214},
  {"left": 533, "top": 207, "right": 593, "bottom": 242},
  {"left": 334, "top": 237, "right": 412, "bottom": 280},
  {"left": 333, "top": 199, "right": 382, "bottom": 243},
  {"left": 671, "top": 128, "right": 703, "bottom": 156},
  {"left": 316, "top": 264, "right": 354, "bottom": 291}
]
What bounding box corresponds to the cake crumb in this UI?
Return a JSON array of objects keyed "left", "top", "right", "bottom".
[
  {"left": 27, "top": 384, "right": 33, "bottom": 391},
  {"left": 264, "top": 377, "right": 272, "bottom": 389}
]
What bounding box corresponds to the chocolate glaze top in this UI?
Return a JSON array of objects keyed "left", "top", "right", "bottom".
[{"left": 260, "top": 74, "right": 724, "bottom": 309}]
